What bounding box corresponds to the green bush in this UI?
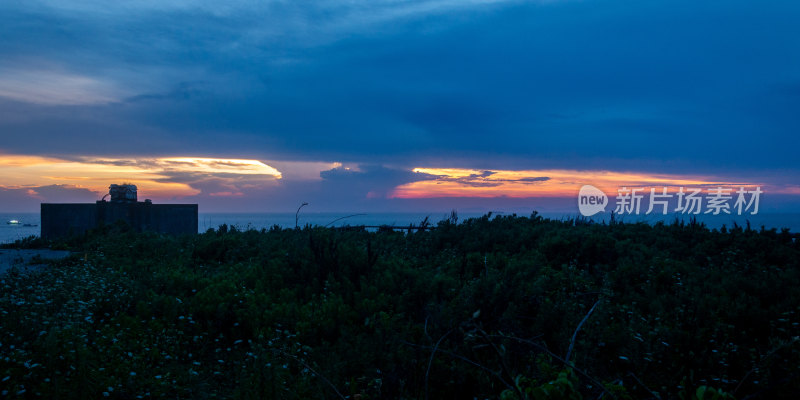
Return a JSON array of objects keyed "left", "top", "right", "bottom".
[{"left": 1, "top": 215, "right": 798, "bottom": 398}]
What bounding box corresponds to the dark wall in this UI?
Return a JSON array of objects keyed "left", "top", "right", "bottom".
[
  {"left": 41, "top": 203, "right": 198, "bottom": 240},
  {"left": 40, "top": 204, "right": 97, "bottom": 240}
]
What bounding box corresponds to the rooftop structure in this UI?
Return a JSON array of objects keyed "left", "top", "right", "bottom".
[{"left": 109, "top": 184, "right": 138, "bottom": 203}]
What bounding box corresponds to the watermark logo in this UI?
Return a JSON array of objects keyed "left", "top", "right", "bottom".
[
  {"left": 577, "top": 185, "right": 763, "bottom": 217},
  {"left": 578, "top": 185, "right": 608, "bottom": 216}
]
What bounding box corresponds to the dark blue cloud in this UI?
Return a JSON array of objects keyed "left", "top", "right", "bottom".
[
  {"left": 0, "top": 0, "right": 797, "bottom": 180},
  {"left": 0, "top": 185, "right": 98, "bottom": 211},
  {"left": 319, "top": 164, "right": 432, "bottom": 198}
]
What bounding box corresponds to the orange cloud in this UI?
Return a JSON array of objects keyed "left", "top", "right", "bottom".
[
  {"left": 0, "top": 154, "right": 284, "bottom": 199},
  {"left": 158, "top": 157, "right": 282, "bottom": 178},
  {"left": 392, "top": 167, "right": 771, "bottom": 198}
]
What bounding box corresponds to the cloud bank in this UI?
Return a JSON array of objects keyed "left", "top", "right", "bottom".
[{"left": 0, "top": 0, "right": 798, "bottom": 212}]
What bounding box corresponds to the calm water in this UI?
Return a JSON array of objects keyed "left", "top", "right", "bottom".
[
  {"left": 2, "top": 211, "right": 799, "bottom": 244},
  {"left": 198, "top": 212, "right": 485, "bottom": 232},
  {"left": 0, "top": 213, "right": 41, "bottom": 244}
]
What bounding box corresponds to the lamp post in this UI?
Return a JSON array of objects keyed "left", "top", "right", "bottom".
[{"left": 295, "top": 202, "right": 309, "bottom": 229}]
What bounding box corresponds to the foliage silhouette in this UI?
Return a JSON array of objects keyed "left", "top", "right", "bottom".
[{"left": 1, "top": 214, "right": 799, "bottom": 398}]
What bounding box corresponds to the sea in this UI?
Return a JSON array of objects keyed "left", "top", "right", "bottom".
[{"left": 2, "top": 211, "right": 800, "bottom": 245}]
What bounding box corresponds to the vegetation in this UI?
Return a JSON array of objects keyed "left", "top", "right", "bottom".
[{"left": 1, "top": 214, "right": 799, "bottom": 399}]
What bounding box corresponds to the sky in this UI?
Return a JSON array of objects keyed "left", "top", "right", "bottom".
[{"left": 0, "top": 0, "right": 798, "bottom": 214}]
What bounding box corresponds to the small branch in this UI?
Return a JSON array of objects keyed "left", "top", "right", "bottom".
[
  {"left": 566, "top": 299, "right": 601, "bottom": 362},
  {"left": 273, "top": 349, "right": 346, "bottom": 400},
  {"left": 325, "top": 213, "right": 368, "bottom": 227},
  {"left": 425, "top": 329, "right": 453, "bottom": 400},
  {"left": 488, "top": 333, "right": 617, "bottom": 399},
  {"left": 627, "top": 372, "right": 661, "bottom": 399},
  {"left": 400, "top": 340, "right": 514, "bottom": 392},
  {"left": 476, "top": 328, "right": 525, "bottom": 400},
  {"left": 734, "top": 336, "right": 799, "bottom": 395}
]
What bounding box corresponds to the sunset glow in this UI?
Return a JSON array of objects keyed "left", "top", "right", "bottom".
[
  {"left": 3, "top": 152, "right": 796, "bottom": 210},
  {"left": 392, "top": 168, "right": 768, "bottom": 198},
  {"left": 1, "top": 0, "right": 797, "bottom": 215},
  {"left": 158, "top": 158, "right": 283, "bottom": 177},
  {"left": 0, "top": 154, "right": 284, "bottom": 199}
]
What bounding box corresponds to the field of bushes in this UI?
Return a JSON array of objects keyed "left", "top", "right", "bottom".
[{"left": 1, "top": 213, "right": 799, "bottom": 399}]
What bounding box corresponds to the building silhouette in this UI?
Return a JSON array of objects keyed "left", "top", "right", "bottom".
[{"left": 41, "top": 184, "right": 197, "bottom": 240}]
